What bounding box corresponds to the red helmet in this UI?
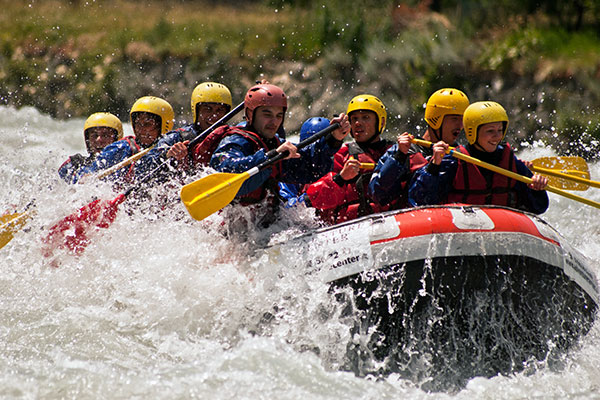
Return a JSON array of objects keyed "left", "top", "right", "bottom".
[{"left": 244, "top": 83, "right": 287, "bottom": 125}]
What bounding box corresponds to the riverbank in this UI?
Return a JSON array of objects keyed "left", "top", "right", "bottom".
[{"left": 1, "top": 0, "right": 599, "bottom": 156}]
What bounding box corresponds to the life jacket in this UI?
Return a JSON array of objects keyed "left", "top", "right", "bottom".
[
  {"left": 325, "top": 140, "right": 394, "bottom": 224},
  {"left": 191, "top": 125, "right": 232, "bottom": 167},
  {"left": 447, "top": 144, "right": 518, "bottom": 207},
  {"left": 195, "top": 126, "right": 283, "bottom": 205}
]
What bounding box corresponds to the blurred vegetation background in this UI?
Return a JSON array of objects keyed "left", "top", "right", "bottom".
[{"left": 1, "top": 0, "right": 599, "bottom": 156}]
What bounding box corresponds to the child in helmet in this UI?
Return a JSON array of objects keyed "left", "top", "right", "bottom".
[
  {"left": 58, "top": 112, "right": 122, "bottom": 183},
  {"left": 72, "top": 96, "right": 174, "bottom": 183},
  {"left": 305, "top": 95, "right": 402, "bottom": 224},
  {"left": 208, "top": 83, "right": 349, "bottom": 224},
  {"left": 140, "top": 82, "right": 233, "bottom": 175},
  {"left": 409, "top": 101, "right": 549, "bottom": 214},
  {"left": 278, "top": 116, "right": 331, "bottom": 207},
  {"left": 369, "top": 88, "right": 469, "bottom": 207}
]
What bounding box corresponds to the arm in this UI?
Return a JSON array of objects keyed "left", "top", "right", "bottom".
[
  {"left": 368, "top": 144, "right": 411, "bottom": 206},
  {"left": 408, "top": 155, "right": 458, "bottom": 206},
  {"left": 72, "top": 141, "right": 133, "bottom": 183},
  {"left": 209, "top": 135, "right": 273, "bottom": 197},
  {"left": 134, "top": 131, "right": 186, "bottom": 176},
  {"left": 514, "top": 159, "right": 549, "bottom": 214},
  {"left": 281, "top": 133, "right": 344, "bottom": 184},
  {"left": 58, "top": 154, "right": 86, "bottom": 183}
]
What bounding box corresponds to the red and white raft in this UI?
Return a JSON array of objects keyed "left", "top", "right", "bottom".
[{"left": 267, "top": 205, "right": 599, "bottom": 381}]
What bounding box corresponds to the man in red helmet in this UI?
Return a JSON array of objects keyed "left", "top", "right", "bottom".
[{"left": 207, "top": 83, "right": 349, "bottom": 221}]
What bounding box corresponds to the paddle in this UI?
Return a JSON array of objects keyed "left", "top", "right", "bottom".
[
  {"left": 42, "top": 102, "right": 244, "bottom": 256},
  {"left": 530, "top": 156, "right": 597, "bottom": 190},
  {"left": 412, "top": 138, "right": 600, "bottom": 210},
  {"left": 0, "top": 209, "right": 33, "bottom": 250},
  {"left": 95, "top": 146, "right": 155, "bottom": 179},
  {"left": 181, "top": 122, "right": 341, "bottom": 221},
  {"left": 360, "top": 162, "right": 375, "bottom": 171}
]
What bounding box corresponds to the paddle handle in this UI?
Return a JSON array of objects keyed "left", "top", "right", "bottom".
[
  {"left": 250, "top": 122, "right": 341, "bottom": 176},
  {"left": 412, "top": 138, "right": 600, "bottom": 210}
]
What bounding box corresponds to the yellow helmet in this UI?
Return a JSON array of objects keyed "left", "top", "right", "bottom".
[
  {"left": 424, "top": 88, "right": 470, "bottom": 130},
  {"left": 130, "top": 96, "right": 175, "bottom": 135},
  {"left": 346, "top": 94, "right": 387, "bottom": 134},
  {"left": 84, "top": 112, "right": 123, "bottom": 140},
  {"left": 191, "top": 82, "right": 232, "bottom": 123},
  {"left": 463, "top": 101, "right": 509, "bottom": 145}
]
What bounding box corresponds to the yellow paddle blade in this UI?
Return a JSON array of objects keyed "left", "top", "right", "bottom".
[
  {"left": 0, "top": 210, "right": 32, "bottom": 249},
  {"left": 448, "top": 150, "right": 600, "bottom": 210},
  {"left": 531, "top": 156, "right": 591, "bottom": 190},
  {"left": 532, "top": 156, "right": 588, "bottom": 171},
  {"left": 180, "top": 172, "right": 251, "bottom": 221}
]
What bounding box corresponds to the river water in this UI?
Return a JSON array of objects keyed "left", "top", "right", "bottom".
[{"left": 1, "top": 105, "right": 599, "bottom": 399}]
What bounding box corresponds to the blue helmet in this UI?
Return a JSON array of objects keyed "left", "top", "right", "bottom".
[{"left": 300, "top": 117, "right": 331, "bottom": 142}]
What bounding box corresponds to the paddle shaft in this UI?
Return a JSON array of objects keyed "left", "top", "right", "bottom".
[
  {"left": 188, "top": 101, "right": 245, "bottom": 148},
  {"left": 253, "top": 122, "right": 341, "bottom": 173},
  {"left": 414, "top": 138, "right": 596, "bottom": 188},
  {"left": 239, "top": 122, "right": 341, "bottom": 182},
  {"left": 96, "top": 146, "right": 153, "bottom": 179},
  {"left": 180, "top": 122, "right": 341, "bottom": 221},
  {"left": 412, "top": 138, "right": 600, "bottom": 210},
  {"left": 120, "top": 102, "right": 244, "bottom": 197},
  {"left": 97, "top": 101, "right": 244, "bottom": 181}
]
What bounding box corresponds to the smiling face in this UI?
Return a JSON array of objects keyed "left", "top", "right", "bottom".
[
  {"left": 250, "top": 106, "right": 285, "bottom": 139},
  {"left": 86, "top": 127, "right": 117, "bottom": 154},
  {"left": 132, "top": 112, "right": 161, "bottom": 147},
  {"left": 349, "top": 110, "right": 378, "bottom": 143},
  {"left": 196, "top": 103, "right": 229, "bottom": 131},
  {"left": 475, "top": 122, "right": 504, "bottom": 152},
  {"left": 440, "top": 114, "right": 464, "bottom": 145}
]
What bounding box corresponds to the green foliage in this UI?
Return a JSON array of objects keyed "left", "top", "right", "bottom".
[
  {"left": 1, "top": 0, "right": 600, "bottom": 157},
  {"left": 479, "top": 26, "right": 600, "bottom": 77}
]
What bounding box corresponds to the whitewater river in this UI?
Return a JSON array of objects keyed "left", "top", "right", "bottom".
[{"left": 1, "top": 105, "right": 599, "bottom": 399}]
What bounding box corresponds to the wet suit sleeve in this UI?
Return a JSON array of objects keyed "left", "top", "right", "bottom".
[
  {"left": 514, "top": 159, "right": 549, "bottom": 214},
  {"left": 408, "top": 156, "right": 458, "bottom": 206},
  {"left": 72, "top": 140, "right": 133, "bottom": 183},
  {"left": 281, "top": 134, "right": 342, "bottom": 185},
  {"left": 138, "top": 131, "right": 182, "bottom": 172},
  {"left": 133, "top": 130, "right": 193, "bottom": 180},
  {"left": 209, "top": 135, "right": 271, "bottom": 197},
  {"left": 368, "top": 144, "right": 411, "bottom": 206},
  {"left": 58, "top": 154, "right": 87, "bottom": 183}
]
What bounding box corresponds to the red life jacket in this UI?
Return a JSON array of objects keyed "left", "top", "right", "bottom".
[
  {"left": 313, "top": 141, "right": 394, "bottom": 224},
  {"left": 192, "top": 126, "right": 283, "bottom": 204},
  {"left": 447, "top": 144, "right": 518, "bottom": 207},
  {"left": 191, "top": 125, "right": 230, "bottom": 167}
]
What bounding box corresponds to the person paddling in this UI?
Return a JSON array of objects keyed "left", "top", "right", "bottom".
[
  {"left": 304, "top": 95, "right": 399, "bottom": 224},
  {"left": 278, "top": 116, "right": 331, "bottom": 208},
  {"left": 139, "top": 82, "right": 233, "bottom": 176},
  {"left": 58, "top": 112, "right": 122, "bottom": 183},
  {"left": 208, "top": 82, "right": 350, "bottom": 227},
  {"left": 409, "top": 101, "right": 549, "bottom": 214},
  {"left": 72, "top": 96, "right": 174, "bottom": 184},
  {"left": 368, "top": 88, "right": 469, "bottom": 207}
]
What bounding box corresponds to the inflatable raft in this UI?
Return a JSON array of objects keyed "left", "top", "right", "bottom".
[{"left": 266, "top": 205, "right": 599, "bottom": 388}]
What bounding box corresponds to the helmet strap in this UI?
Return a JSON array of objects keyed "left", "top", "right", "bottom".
[{"left": 430, "top": 127, "right": 441, "bottom": 142}]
